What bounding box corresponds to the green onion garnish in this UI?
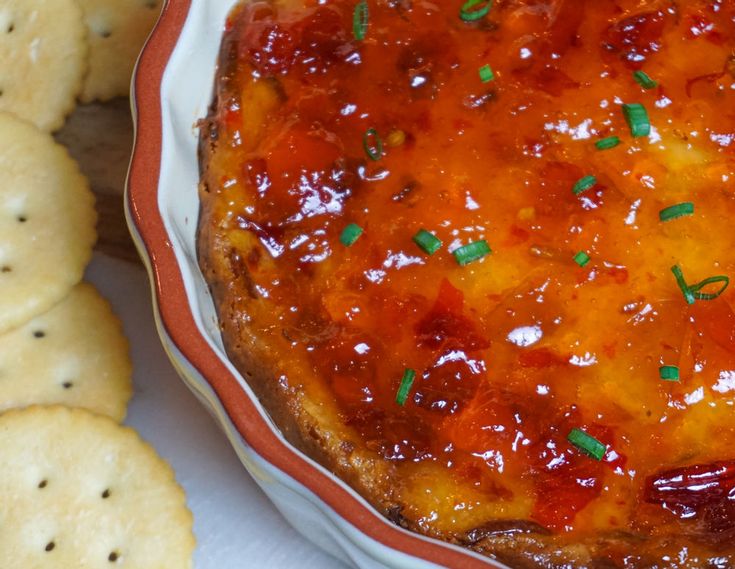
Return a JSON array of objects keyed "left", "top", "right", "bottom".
[
  {"left": 659, "top": 202, "right": 694, "bottom": 222},
  {"left": 396, "top": 368, "right": 416, "bottom": 406},
  {"left": 453, "top": 240, "right": 491, "bottom": 266},
  {"left": 595, "top": 136, "right": 620, "bottom": 150},
  {"left": 352, "top": 0, "right": 368, "bottom": 41},
  {"left": 622, "top": 103, "right": 651, "bottom": 138},
  {"left": 573, "top": 251, "right": 591, "bottom": 267},
  {"left": 670, "top": 265, "right": 730, "bottom": 303},
  {"left": 459, "top": 0, "right": 491, "bottom": 21},
  {"left": 340, "top": 223, "right": 363, "bottom": 246},
  {"left": 478, "top": 64, "right": 494, "bottom": 83},
  {"left": 363, "top": 128, "right": 383, "bottom": 161},
  {"left": 573, "top": 175, "right": 597, "bottom": 195},
  {"left": 567, "top": 428, "right": 606, "bottom": 461},
  {"left": 633, "top": 70, "right": 658, "bottom": 90},
  {"left": 689, "top": 275, "right": 730, "bottom": 301},
  {"left": 659, "top": 365, "right": 680, "bottom": 382},
  {"left": 413, "top": 229, "right": 442, "bottom": 255},
  {"left": 671, "top": 265, "right": 695, "bottom": 305}
]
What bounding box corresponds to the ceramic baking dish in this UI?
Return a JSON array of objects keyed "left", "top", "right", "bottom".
[{"left": 125, "top": 1, "right": 505, "bottom": 567}]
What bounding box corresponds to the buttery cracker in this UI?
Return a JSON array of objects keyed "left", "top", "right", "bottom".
[
  {"left": 0, "top": 0, "right": 87, "bottom": 131},
  {"left": 0, "top": 283, "right": 132, "bottom": 421},
  {"left": 0, "top": 405, "right": 195, "bottom": 569},
  {"left": 0, "top": 112, "right": 96, "bottom": 334},
  {"left": 79, "top": 0, "right": 163, "bottom": 102}
]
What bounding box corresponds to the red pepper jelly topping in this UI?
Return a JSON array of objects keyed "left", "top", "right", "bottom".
[{"left": 200, "top": 0, "right": 735, "bottom": 562}]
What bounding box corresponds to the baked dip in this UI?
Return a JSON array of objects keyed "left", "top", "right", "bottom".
[{"left": 198, "top": 1, "right": 735, "bottom": 566}]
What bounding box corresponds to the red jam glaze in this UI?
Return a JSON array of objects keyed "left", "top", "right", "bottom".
[
  {"left": 644, "top": 460, "right": 735, "bottom": 536},
  {"left": 204, "top": 0, "right": 735, "bottom": 556}
]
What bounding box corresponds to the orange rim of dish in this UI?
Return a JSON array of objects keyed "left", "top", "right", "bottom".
[{"left": 128, "top": 2, "right": 499, "bottom": 567}]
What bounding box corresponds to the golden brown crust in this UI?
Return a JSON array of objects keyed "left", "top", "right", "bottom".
[{"left": 197, "top": 115, "right": 400, "bottom": 518}]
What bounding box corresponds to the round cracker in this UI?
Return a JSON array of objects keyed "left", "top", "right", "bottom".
[
  {"left": 0, "top": 112, "right": 97, "bottom": 335},
  {"left": 78, "top": 0, "right": 163, "bottom": 102},
  {"left": 0, "top": 405, "right": 195, "bottom": 568},
  {"left": 0, "top": 0, "right": 87, "bottom": 132},
  {"left": 0, "top": 283, "right": 132, "bottom": 421}
]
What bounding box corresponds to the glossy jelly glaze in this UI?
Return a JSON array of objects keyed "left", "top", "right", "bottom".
[{"left": 199, "top": 0, "right": 735, "bottom": 565}]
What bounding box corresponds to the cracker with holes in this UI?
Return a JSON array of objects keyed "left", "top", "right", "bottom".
[
  {"left": 0, "top": 406, "right": 195, "bottom": 568},
  {"left": 0, "top": 0, "right": 87, "bottom": 131},
  {"left": 0, "top": 283, "right": 132, "bottom": 421},
  {"left": 78, "top": 0, "right": 163, "bottom": 102},
  {"left": 0, "top": 112, "right": 96, "bottom": 334}
]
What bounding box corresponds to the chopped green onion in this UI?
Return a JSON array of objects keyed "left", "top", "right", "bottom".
[
  {"left": 567, "top": 428, "right": 606, "bottom": 461},
  {"left": 573, "top": 175, "right": 597, "bottom": 195},
  {"left": 363, "top": 128, "right": 383, "bottom": 161},
  {"left": 595, "top": 136, "right": 620, "bottom": 150},
  {"left": 633, "top": 70, "right": 658, "bottom": 90},
  {"left": 659, "top": 202, "right": 694, "bottom": 222},
  {"left": 659, "top": 365, "right": 680, "bottom": 382},
  {"left": 689, "top": 275, "right": 730, "bottom": 301},
  {"left": 670, "top": 265, "right": 730, "bottom": 303},
  {"left": 671, "top": 265, "right": 695, "bottom": 305},
  {"left": 622, "top": 103, "right": 651, "bottom": 138},
  {"left": 459, "top": 0, "right": 491, "bottom": 21},
  {"left": 573, "top": 251, "right": 591, "bottom": 267},
  {"left": 413, "top": 229, "right": 442, "bottom": 255},
  {"left": 453, "top": 240, "right": 491, "bottom": 266},
  {"left": 478, "top": 64, "right": 494, "bottom": 83},
  {"left": 396, "top": 368, "right": 416, "bottom": 406},
  {"left": 353, "top": 1, "right": 369, "bottom": 41},
  {"left": 340, "top": 223, "right": 363, "bottom": 246}
]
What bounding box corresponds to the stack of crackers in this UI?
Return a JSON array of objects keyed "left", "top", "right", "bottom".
[{"left": 0, "top": 1, "right": 195, "bottom": 567}]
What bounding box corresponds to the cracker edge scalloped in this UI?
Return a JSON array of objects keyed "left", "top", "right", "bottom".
[
  {"left": 0, "top": 404, "right": 196, "bottom": 566},
  {"left": 0, "top": 111, "right": 98, "bottom": 334},
  {"left": 38, "top": 0, "right": 89, "bottom": 132},
  {"left": 0, "top": 282, "right": 134, "bottom": 422},
  {"left": 77, "top": 0, "right": 163, "bottom": 103}
]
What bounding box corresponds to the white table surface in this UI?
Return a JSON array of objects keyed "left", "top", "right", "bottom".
[{"left": 86, "top": 253, "right": 347, "bottom": 569}]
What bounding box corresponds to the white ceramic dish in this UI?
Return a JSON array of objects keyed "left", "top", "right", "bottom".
[{"left": 126, "top": 2, "right": 506, "bottom": 567}]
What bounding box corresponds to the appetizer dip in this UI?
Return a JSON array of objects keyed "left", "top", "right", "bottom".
[{"left": 198, "top": 1, "right": 735, "bottom": 566}]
